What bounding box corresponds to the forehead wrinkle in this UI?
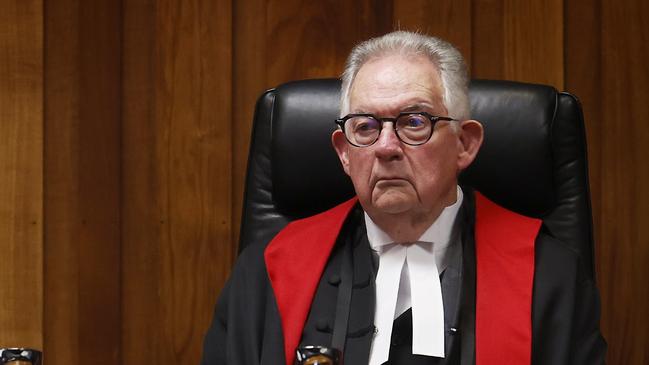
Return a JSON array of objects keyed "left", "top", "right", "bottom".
[
  {"left": 351, "top": 91, "right": 444, "bottom": 116},
  {"left": 350, "top": 77, "right": 441, "bottom": 113},
  {"left": 352, "top": 102, "right": 436, "bottom": 116},
  {"left": 349, "top": 55, "right": 446, "bottom": 116}
]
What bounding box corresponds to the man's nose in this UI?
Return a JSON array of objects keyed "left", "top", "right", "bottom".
[{"left": 374, "top": 124, "right": 404, "bottom": 160}]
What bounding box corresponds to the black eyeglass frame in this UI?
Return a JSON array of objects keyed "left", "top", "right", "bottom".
[{"left": 334, "top": 111, "right": 457, "bottom": 147}]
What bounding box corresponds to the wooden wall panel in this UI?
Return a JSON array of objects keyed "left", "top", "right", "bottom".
[
  {"left": 121, "top": 0, "right": 160, "bottom": 363},
  {"left": 122, "top": 0, "right": 233, "bottom": 364},
  {"left": 598, "top": 0, "right": 649, "bottom": 363},
  {"left": 265, "top": 1, "right": 391, "bottom": 87},
  {"left": 44, "top": 0, "right": 81, "bottom": 363},
  {"left": 44, "top": 0, "right": 123, "bottom": 363},
  {"left": 0, "top": 0, "right": 43, "bottom": 350},
  {"left": 77, "top": 1, "right": 123, "bottom": 363},
  {"left": 471, "top": 0, "right": 504, "bottom": 79},
  {"left": 502, "top": 0, "right": 563, "bottom": 88},
  {"left": 472, "top": 0, "right": 564, "bottom": 89}
]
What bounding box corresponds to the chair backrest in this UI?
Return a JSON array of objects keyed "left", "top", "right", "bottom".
[{"left": 238, "top": 79, "right": 596, "bottom": 279}]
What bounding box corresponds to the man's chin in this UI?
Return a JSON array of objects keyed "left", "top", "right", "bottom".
[{"left": 371, "top": 195, "right": 414, "bottom": 215}]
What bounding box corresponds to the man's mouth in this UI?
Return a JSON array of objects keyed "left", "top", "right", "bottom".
[{"left": 374, "top": 178, "right": 409, "bottom": 188}]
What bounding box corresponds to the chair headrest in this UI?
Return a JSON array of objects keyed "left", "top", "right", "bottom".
[
  {"left": 271, "top": 80, "right": 354, "bottom": 217},
  {"left": 271, "top": 79, "right": 558, "bottom": 218},
  {"left": 244, "top": 77, "right": 594, "bottom": 277}
]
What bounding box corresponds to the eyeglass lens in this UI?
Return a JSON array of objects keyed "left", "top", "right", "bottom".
[{"left": 345, "top": 114, "right": 432, "bottom": 146}]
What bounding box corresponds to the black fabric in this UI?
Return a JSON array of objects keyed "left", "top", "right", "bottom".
[
  {"left": 458, "top": 202, "right": 476, "bottom": 365},
  {"left": 200, "top": 240, "right": 285, "bottom": 365},
  {"left": 201, "top": 190, "right": 606, "bottom": 365},
  {"left": 239, "top": 79, "right": 596, "bottom": 279},
  {"left": 299, "top": 207, "right": 376, "bottom": 364},
  {"left": 331, "top": 209, "right": 362, "bottom": 354},
  {"left": 388, "top": 309, "right": 459, "bottom": 365}
]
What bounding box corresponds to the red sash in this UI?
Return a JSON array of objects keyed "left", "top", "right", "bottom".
[
  {"left": 474, "top": 193, "right": 540, "bottom": 364},
  {"left": 265, "top": 193, "right": 540, "bottom": 365}
]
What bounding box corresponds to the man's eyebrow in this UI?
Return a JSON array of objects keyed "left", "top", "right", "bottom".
[
  {"left": 401, "top": 103, "right": 434, "bottom": 112},
  {"left": 350, "top": 109, "right": 371, "bottom": 114},
  {"left": 350, "top": 103, "right": 436, "bottom": 115}
]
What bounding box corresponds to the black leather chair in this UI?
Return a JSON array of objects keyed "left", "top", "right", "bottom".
[{"left": 238, "top": 79, "right": 596, "bottom": 279}]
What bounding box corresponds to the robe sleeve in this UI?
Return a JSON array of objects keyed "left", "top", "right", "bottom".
[
  {"left": 532, "top": 231, "right": 607, "bottom": 365},
  {"left": 200, "top": 244, "right": 286, "bottom": 365},
  {"left": 201, "top": 278, "right": 231, "bottom": 365}
]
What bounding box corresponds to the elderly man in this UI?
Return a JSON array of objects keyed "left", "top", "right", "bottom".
[{"left": 201, "top": 31, "right": 606, "bottom": 365}]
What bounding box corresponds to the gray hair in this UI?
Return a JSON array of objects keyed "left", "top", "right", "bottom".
[{"left": 340, "top": 31, "right": 470, "bottom": 121}]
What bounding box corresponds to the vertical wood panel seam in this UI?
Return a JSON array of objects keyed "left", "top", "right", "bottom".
[
  {"left": 594, "top": 0, "right": 603, "bottom": 279},
  {"left": 75, "top": 6, "right": 83, "bottom": 355},
  {"left": 40, "top": 0, "right": 46, "bottom": 351},
  {"left": 560, "top": 0, "right": 565, "bottom": 90},
  {"left": 117, "top": 0, "right": 124, "bottom": 362},
  {"left": 230, "top": 0, "right": 237, "bottom": 264}
]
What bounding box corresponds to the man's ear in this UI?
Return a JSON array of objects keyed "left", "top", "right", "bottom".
[
  {"left": 332, "top": 129, "right": 351, "bottom": 176},
  {"left": 457, "top": 120, "right": 484, "bottom": 171}
]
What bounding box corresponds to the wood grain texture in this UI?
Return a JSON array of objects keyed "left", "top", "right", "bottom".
[
  {"left": 43, "top": 0, "right": 81, "bottom": 363},
  {"left": 122, "top": 0, "right": 233, "bottom": 364},
  {"left": 471, "top": 0, "right": 505, "bottom": 79},
  {"left": 503, "top": 0, "right": 564, "bottom": 88},
  {"left": 0, "top": 0, "right": 43, "bottom": 350},
  {"left": 598, "top": 0, "right": 649, "bottom": 363},
  {"left": 121, "top": 1, "right": 160, "bottom": 363},
  {"left": 472, "top": 0, "right": 564, "bottom": 88},
  {"left": 44, "top": 1, "right": 123, "bottom": 363},
  {"left": 77, "top": 1, "right": 123, "bottom": 363},
  {"left": 265, "top": 0, "right": 391, "bottom": 87}
]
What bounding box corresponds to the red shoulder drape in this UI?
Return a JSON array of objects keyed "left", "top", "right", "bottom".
[{"left": 266, "top": 193, "right": 540, "bottom": 365}]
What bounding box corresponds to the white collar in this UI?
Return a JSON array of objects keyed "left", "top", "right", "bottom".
[
  {"left": 364, "top": 186, "right": 463, "bottom": 364},
  {"left": 365, "top": 186, "right": 463, "bottom": 266}
]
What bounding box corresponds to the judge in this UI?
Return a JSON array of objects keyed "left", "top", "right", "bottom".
[{"left": 201, "top": 31, "right": 606, "bottom": 365}]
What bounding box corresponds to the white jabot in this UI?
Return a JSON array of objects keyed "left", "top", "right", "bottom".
[{"left": 366, "top": 186, "right": 463, "bottom": 365}]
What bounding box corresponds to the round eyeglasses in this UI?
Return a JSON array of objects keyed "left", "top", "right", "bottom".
[{"left": 334, "top": 112, "right": 457, "bottom": 147}]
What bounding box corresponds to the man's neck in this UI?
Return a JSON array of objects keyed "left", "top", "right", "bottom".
[{"left": 367, "top": 185, "right": 461, "bottom": 243}]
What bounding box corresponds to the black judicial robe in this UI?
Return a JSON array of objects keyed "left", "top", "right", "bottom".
[{"left": 201, "top": 191, "right": 606, "bottom": 365}]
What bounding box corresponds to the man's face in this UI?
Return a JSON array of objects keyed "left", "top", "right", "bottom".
[{"left": 333, "top": 54, "right": 481, "bottom": 228}]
